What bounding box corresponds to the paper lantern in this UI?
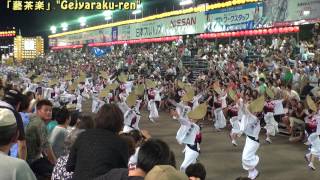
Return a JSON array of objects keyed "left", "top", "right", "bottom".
[
  {"left": 267, "top": 28, "right": 273, "bottom": 34},
  {"left": 293, "top": 26, "right": 300, "bottom": 33},
  {"left": 252, "top": 30, "right": 258, "bottom": 35},
  {"left": 272, "top": 28, "right": 279, "bottom": 34},
  {"left": 248, "top": 30, "right": 254, "bottom": 36},
  {"left": 231, "top": 32, "right": 236, "bottom": 37},
  {"left": 262, "top": 29, "right": 268, "bottom": 35},
  {"left": 283, "top": 27, "right": 289, "bottom": 33},
  {"left": 288, "top": 27, "right": 294, "bottom": 33},
  {"left": 279, "top": 27, "right": 284, "bottom": 34}
]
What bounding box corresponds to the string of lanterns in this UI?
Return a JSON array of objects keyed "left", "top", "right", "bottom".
[
  {"left": 0, "top": 31, "right": 16, "bottom": 38},
  {"left": 52, "top": 45, "right": 83, "bottom": 50},
  {"left": 199, "top": 26, "right": 300, "bottom": 39},
  {"left": 88, "top": 36, "right": 182, "bottom": 47}
]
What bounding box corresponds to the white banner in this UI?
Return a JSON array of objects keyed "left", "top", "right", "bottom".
[
  {"left": 129, "top": 12, "right": 207, "bottom": 39},
  {"left": 259, "top": 0, "right": 320, "bottom": 27}
]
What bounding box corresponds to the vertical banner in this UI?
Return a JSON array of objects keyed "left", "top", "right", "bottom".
[{"left": 112, "top": 27, "right": 118, "bottom": 41}]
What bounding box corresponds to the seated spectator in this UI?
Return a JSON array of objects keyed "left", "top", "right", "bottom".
[
  {"left": 67, "top": 110, "right": 80, "bottom": 133},
  {"left": 66, "top": 104, "right": 128, "bottom": 180},
  {"left": 185, "top": 163, "right": 206, "bottom": 180},
  {"left": 51, "top": 113, "right": 94, "bottom": 180},
  {"left": 95, "top": 138, "right": 176, "bottom": 180},
  {"left": 127, "top": 130, "right": 149, "bottom": 169},
  {"left": 145, "top": 165, "right": 188, "bottom": 180},
  {"left": 26, "top": 99, "right": 56, "bottom": 179},
  {"left": 0, "top": 108, "right": 36, "bottom": 180},
  {"left": 49, "top": 108, "right": 70, "bottom": 158}
]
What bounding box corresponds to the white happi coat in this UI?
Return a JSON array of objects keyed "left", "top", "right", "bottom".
[
  {"left": 92, "top": 96, "right": 105, "bottom": 113},
  {"left": 147, "top": 89, "right": 159, "bottom": 119},
  {"left": 231, "top": 98, "right": 245, "bottom": 134},
  {"left": 214, "top": 107, "right": 226, "bottom": 129},
  {"left": 176, "top": 117, "right": 201, "bottom": 172},
  {"left": 123, "top": 108, "right": 140, "bottom": 133},
  {"left": 264, "top": 112, "right": 279, "bottom": 136},
  {"left": 240, "top": 109, "right": 261, "bottom": 171}
]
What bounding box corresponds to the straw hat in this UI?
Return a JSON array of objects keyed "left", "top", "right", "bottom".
[
  {"left": 177, "top": 80, "right": 185, "bottom": 89},
  {"left": 64, "top": 73, "right": 72, "bottom": 81},
  {"left": 188, "top": 103, "right": 208, "bottom": 122},
  {"left": 248, "top": 96, "right": 265, "bottom": 113},
  {"left": 146, "top": 79, "right": 157, "bottom": 89},
  {"left": 126, "top": 93, "right": 137, "bottom": 107},
  {"left": 266, "top": 87, "right": 275, "bottom": 99},
  {"left": 118, "top": 73, "right": 128, "bottom": 83},
  {"left": 134, "top": 84, "right": 145, "bottom": 96},
  {"left": 181, "top": 89, "right": 195, "bottom": 102},
  {"left": 228, "top": 89, "right": 236, "bottom": 101},
  {"left": 100, "top": 71, "right": 109, "bottom": 79},
  {"left": 79, "top": 71, "right": 86, "bottom": 77},
  {"left": 78, "top": 76, "right": 86, "bottom": 83},
  {"left": 307, "top": 95, "right": 317, "bottom": 112},
  {"left": 212, "top": 81, "right": 222, "bottom": 94},
  {"left": 26, "top": 71, "right": 34, "bottom": 78},
  {"left": 66, "top": 104, "right": 77, "bottom": 111},
  {"left": 33, "top": 76, "right": 43, "bottom": 83},
  {"left": 68, "top": 82, "right": 77, "bottom": 92},
  {"left": 99, "top": 89, "right": 110, "bottom": 98},
  {"left": 48, "top": 79, "right": 58, "bottom": 86}
]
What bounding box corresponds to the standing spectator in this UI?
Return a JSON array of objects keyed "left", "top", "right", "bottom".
[
  {"left": 66, "top": 104, "right": 128, "bottom": 180},
  {"left": 10, "top": 94, "right": 31, "bottom": 158},
  {"left": 185, "top": 163, "right": 207, "bottom": 180},
  {"left": 0, "top": 108, "right": 36, "bottom": 180},
  {"left": 51, "top": 113, "right": 94, "bottom": 180},
  {"left": 26, "top": 99, "right": 57, "bottom": 179},
  {"left": 49, "top": 108, "right": 70, "bottom": 158},
  {"left": 95, "top": 139, "right": 176, "bottom": 180},
  {"left": 0, "top": 88, "right": 27, "bottom": 160}
]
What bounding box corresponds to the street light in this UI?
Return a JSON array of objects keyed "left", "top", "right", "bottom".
[
  {"left": 179, "top": 0, "right": 193, "bottom": 6},
  {"left": 61, "top": 22, "right": 68, "bottom": 31},
  {"left": 132, "top": 3, "right": 143, "bottom": 18},
  {"left": 103, "top": 11, "right": 112, "bottom": 21},
  {"left": 50, "top": 26, "right": 57, "bottom": 34},
  {"left": 79, "top": 17, "right": 86, "bottom": 27},
  {"left": 132, "top": 9, "right": 142, "bottom": 15}
]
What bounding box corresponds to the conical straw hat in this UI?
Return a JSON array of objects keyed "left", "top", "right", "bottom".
[
  {"left": 64, "top": 73, "right": 72, "bottom": 81},
  {"left": 134, "top": 84, "right": 145, "bottom": 96},
  {"left": 146, "top": 79, "right": 157, "bottom": 89},
  {"left": 188, "top": 103, "right": 208, "bottom": 121},
  {"left": 181, "top": 89, "right": 195, "bottom": 102},
  {"left": 307, "top": 95, "right": 317, "bottom": 112},
  {"left": 266, "top": 87, "right": 275, "bottom": 99},
  {"left": 126, "top": 93, "right": 137, "bottom": 107},
  {"left": 248, "top": 96, "right": 265, "bottom": 113},
  {"left": 118, "top": 73, "right": 128, "bottom": 83}
]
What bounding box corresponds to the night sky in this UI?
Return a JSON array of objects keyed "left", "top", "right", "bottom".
[{"left": 0, "top": 0, "right": 223, "bottom": 48}]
